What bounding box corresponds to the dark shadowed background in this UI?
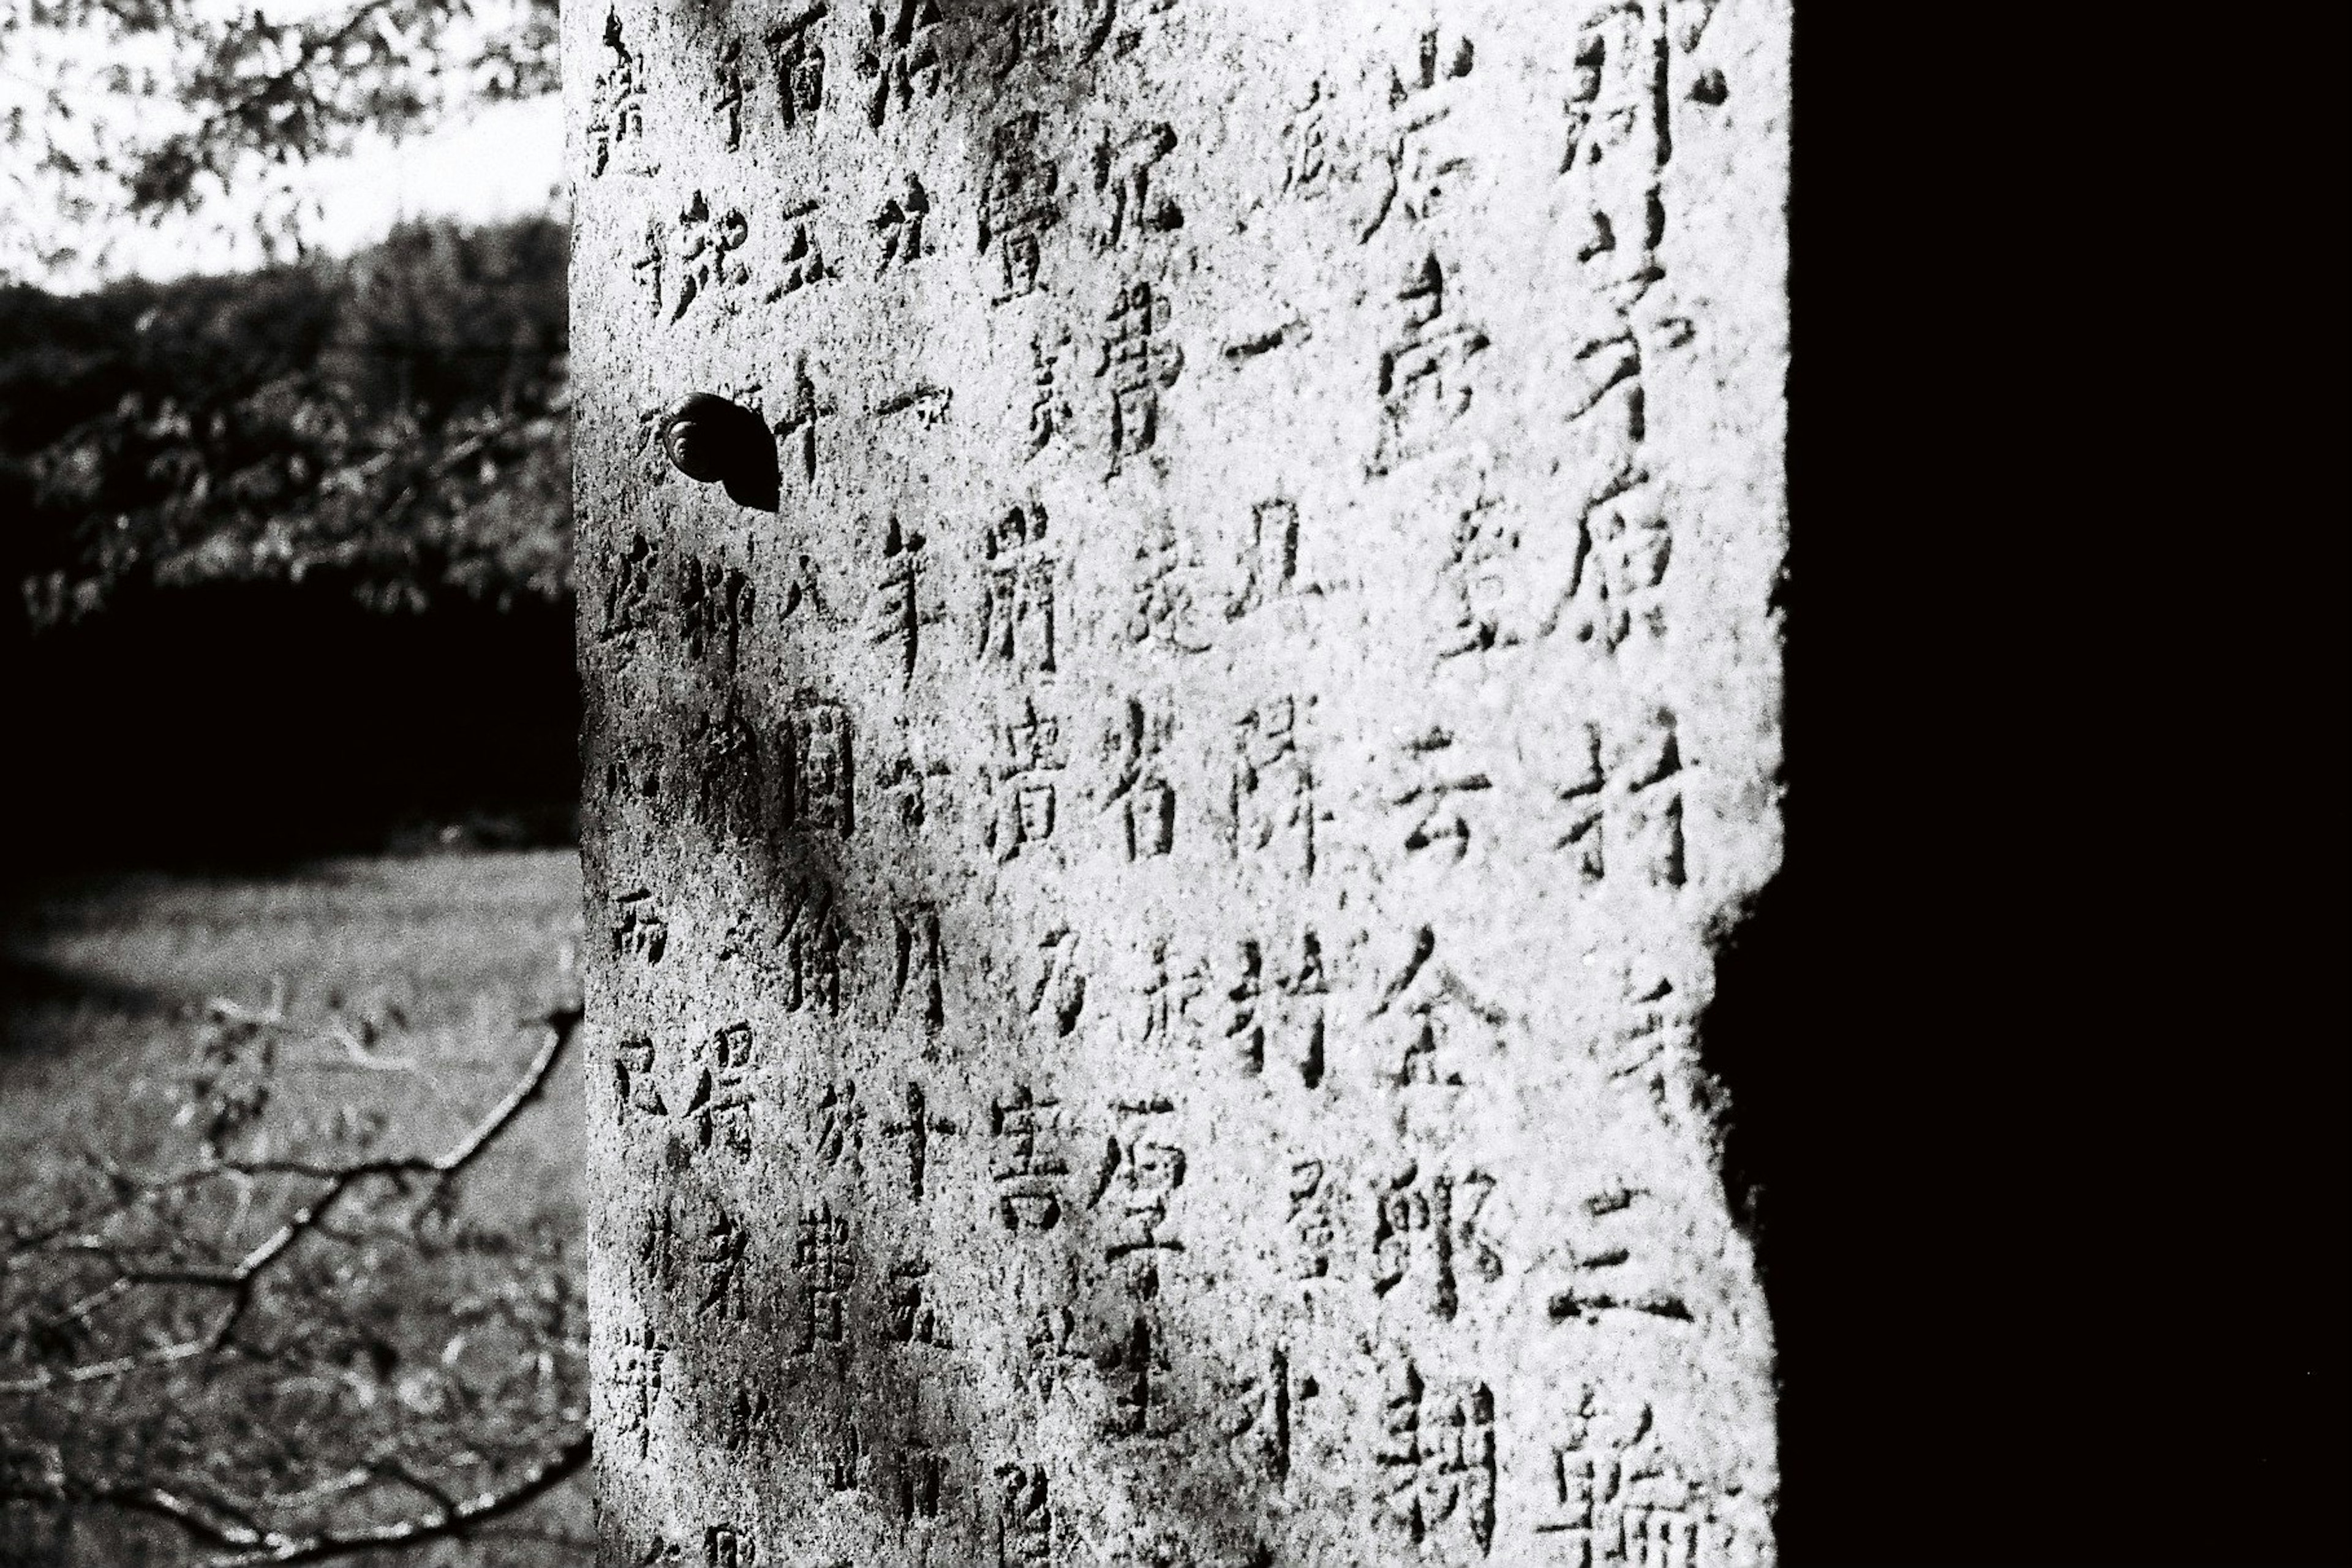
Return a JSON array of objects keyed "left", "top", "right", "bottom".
[{"left": 1, "top": 216, "right": 578, "bottom": 870}]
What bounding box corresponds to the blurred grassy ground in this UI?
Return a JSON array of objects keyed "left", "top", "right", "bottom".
[{"left": 0, "top": 850, "right": 589, "bottom": 1567}]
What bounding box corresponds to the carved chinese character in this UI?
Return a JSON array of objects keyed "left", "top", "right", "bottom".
[
  {"left": 1027, "top": 927, "right": 1087, "bottom": 1040},
  {"left": 679, "top": 557, "right": 753, "bottom": 669},
  {"left": 1554, "top": 711, "right": 1684, "bottom": 889},
  {"left": 1374, "top": 250, "right": 1488, "bottom": 473},
  {"left": 1563, "top": 3, "right": 1664, "bottom": 190},
  {"left": 1281, "top": 80, "right": 1331, "bottom": 198},
  {"left": 870, "top": 516, "right": 933, "bottom": 685},
  {"left": 1561, "top": 474, "right": 1675, "bottom": 652},
  {"left": 982, "top": 113, "right": 1061, "bottom": 302},
  {"left": 1374, "top": 1355, "right": 1494, "bottom": 1557},
  {"left": 984, "top": 701, "right": 1066, "bottom": 862},
  {"left": 1027, "top": 327, "right": 1073, "bottom": 454},
  {"left": 638, "top": 1203, "right": 677, "bottom": 1291},
  {"left": 785, "top": 701, "right": 854, "bottom": 837},
  {"left": 614, "top": 1319, "right": 668, "bottom": 1459},
  {"left": 1371, "top": 925, "right": 1506, "bottom": 1087},
  {"left": 614, "top": 1036, "right": 668, "bottom": 1118},
  {"left": 1131, "top": 936, "right": 1201, "bottom": 1055},
  {"left": 889, "top": 903, "right": 946, "bottom": 1032},
  {"left": 1091, "top": 122, "right": 1182, "bottom": 252},
  {"left": 586, "top": 12, "right": 647, "bottom": 178},
  {"left": 977, "top": 502, "right": 1056, "bottom": 674},
  {"left": 697, "top": 1208, "right": 751, "bottom": 1322},
  {"left": 1543, "top": 1185, "right": 1692, "bottom": 1325},
  {"left": 877, "top": 752, "right": 948, "bottom": 829},
  {"left": 807, "top": 1077, "right": 865, "bottom": 1169},
  {"left": 705, "top": 1523, "right": 757, "bottom": 1568},
  {"left": 770, "top": 354, "right": 836, "bottom": 485},
  {"left": 605, "top": 739, "right": 663, "bottom": 813},
  {"left": 1534, "top": 1389, "right": 1708, "bottom": 1567},
  {"left": 1126, "top": 514, "right": 1213, "bottom": 654},
  {"left": 713, "top": 38, "right": 745, "bottom": 150},
  {"left": 668, "top": 192, "right": 750, "bottom": 323},
  {"left": 685, "top": 1022, "right": 757, "bottom": 1159},
  {"left": 687, "top": 704, "right": 764, "bottom": 842},
  {"left": 1277, "top": 930, "right": 1329, "bottom": 1088},
  {"left": 1360, "top": 26, "right": 1477, "bottom": 242},
  {"left": 895, "top": 1434, "right": 946, "bottom": 1520},
  {"left": 1099, "top": 696, "right": 1174, "bottom": 859},
  {"left": 793, "top": 1204, "right": 854, "bottom": 1351},
  {"left": 821, "top": 1423, "right": 865, "bottom": 1493},
  {"left": 989, "top": 1084, "right": 1069, "bottom": 1231},
  {"left": 1214, "top": 1348, "right": 1292, "bottom": 1480},
  {"left": 1091, "top": 1097, "right": 1185, "bottom": 1282},
  {"left": 1220, "top": 940, "right": 1264, "bottom": 1074},
  {"left": 613, "top": 890, "right": 668, "bottom": 964},
  {"left": 1599, "top": 968, "right": 1689, "bottom": 1085},
  {"left": 884, "top": 1259, "right": 951, "bottom": 1346},
  {"left": 763, "top": 201, "right": 834, "bottom": 303},
  {"left": 994, "top": 1463, "right": 1054, "bottom": 1566},
  {"left": 776, "top": 875, "right": 847, "bottom": 1014},
  {"left": 600, "top": 531, "right": 657, "bottom": 647},
  {"left": 872, "top": 172, "right": 933, "bottom": 271},
  {"left": 1370, "top": 1161, "right": 1500, "bottom": 1319},
  {"left": 1096, "top": 1313, "right": 1178, "bottom": 1440},
  {"left": 1023, "top": 1303, "right": 1082, "bottom": 1399},
  {"left": 995, "top": 0, "right": 1054, "bottom": 74},
  {"left": 1077, "top": 0, "right": 1177, "bottom": 61},
  {"left": 631, "top": 223, "right": 665, "bottom": 316},
  {"left": 1095, "top": 280, "right": 1184, "bottom": 474},
  {"left": 1230, "top": 697, "right": 1316, "bottom": 875},
  {"left": 1145, "top": 927, "right": 1322, "bottom": 1079},
  {"left": 767, "top": 4, "right": 827, "bottom": 129},
  {"left": 722, "top": 1381, "right": 772, "bottom": 1455},
  {"left": 1223, "top": 497, "right": 1300, "bottom": 620},
  {"left": 880, "top": 1082, "right": 959, "bottom": 1199},
  {"left": 856, "top": 0, "right": 943, "bottom": 128},
  {"left": 1390, "top": 725, "right": 1491, "bottom": 861},
  {"left": 1287, "top": 1158, "right": 1335, "bottom": 1279}
]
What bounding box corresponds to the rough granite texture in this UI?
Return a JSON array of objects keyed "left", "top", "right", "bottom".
[{"left": 569, "top": 1, "right": 1787, "bottom": 1562}]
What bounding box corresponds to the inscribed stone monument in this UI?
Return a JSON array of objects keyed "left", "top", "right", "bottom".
[{"left": 569, "top": 1, "right": 1787, "bottom": 1561}]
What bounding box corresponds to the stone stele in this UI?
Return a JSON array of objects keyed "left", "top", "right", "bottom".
[{"left": 570, "top": 0, "right": 1787, "bottom": 1562}]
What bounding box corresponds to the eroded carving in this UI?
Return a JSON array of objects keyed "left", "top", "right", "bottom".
[
  {"left": 766, "top": 4, "right": 827, "bottom": 129},
  {"left": 1554, "top": 710, "right": 1685, "bottom": 889},
  {"left": 978, "top": 503, "right": 1057, "bottom": 674},
  {"left": 586, "top": 12, "right": 647, "bottom": 178},
  {"left": 856, "top": 0, "right": 943, "bottom": 128},
  {"left": 1374, "top": 249, "right": 1488, "bottom": 473},
  {"left": 1375, "top": 1354, "right": 1495, "bottom": 1557},
  {"left": 982, "top": 113, "right": 1062, "bottom": 303},
  {"left": 1534, "top": 1390, "right": 1716, "bottom": 1566},
  {"left": 983, "top": 701, "right": 1066, "bottom": 862},
  {"left": 989, "top": 1084, "right": 1071, "bottom": 1231},
  {"left": 1096, "top": 279, "right": 1184, "bottom": 475}
]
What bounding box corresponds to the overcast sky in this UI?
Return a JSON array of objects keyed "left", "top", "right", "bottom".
[{"left": 1, "top": 0, "right": 562, "bottom": 292}]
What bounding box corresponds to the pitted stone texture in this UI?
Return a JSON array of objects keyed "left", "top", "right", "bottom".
[{"left": 570, "top": 2, "right": 1786, "bottom": 1564}]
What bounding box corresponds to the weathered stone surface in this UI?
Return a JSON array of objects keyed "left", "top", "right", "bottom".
[{"left": 569, "top": 1, "right": 1787, "bottom": 1562}]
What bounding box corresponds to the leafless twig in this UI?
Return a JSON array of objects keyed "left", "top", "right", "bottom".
[{"left": 0, "top": 1005, "right": 580, "bottom": 1395}]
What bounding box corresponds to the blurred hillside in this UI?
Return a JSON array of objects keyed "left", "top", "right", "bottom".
[{"left": 0, "top": 217, "right": 577, "bottom": 869}]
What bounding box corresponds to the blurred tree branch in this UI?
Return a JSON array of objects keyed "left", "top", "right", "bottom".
[
  {"left": 28, "top": 1429, "right": 590, "bottom": 1566},
  {"left": 0, "top": 993, "right": 589, "bottom": 1564}
]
